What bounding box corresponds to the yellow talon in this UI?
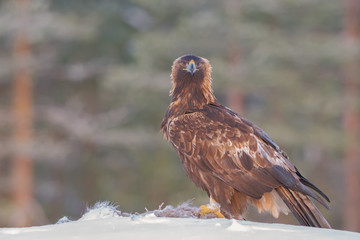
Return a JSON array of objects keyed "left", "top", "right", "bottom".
[{"left": 199, "top": 205, "right": 225, "bottom": 218}]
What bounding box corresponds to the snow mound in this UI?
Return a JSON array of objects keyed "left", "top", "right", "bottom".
[
  {"left": 0, "top": 202, "right": 359, "bottom": 240},
  {"left": 57, "top": 201, "right": 214, "bottom": 222},
  {"left": 79, "top": 202, "right": 121, "bottom": 221}
]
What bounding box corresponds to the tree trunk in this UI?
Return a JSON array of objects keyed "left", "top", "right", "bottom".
[
  {"left": 227, "top": 44, "right": 244, "bottom": 114},
  {"left": 225, "top": 1, "right": 244, "bottom": 115},
  {"left": 342, "top": 0, "right": 360, "bottom": 232},
  {"left": 11, "top": 0, "right": 34, "bottom": 227}
]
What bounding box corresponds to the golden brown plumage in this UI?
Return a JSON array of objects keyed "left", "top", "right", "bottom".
[{"left": 161, "top": 54, "right": 331, "bottom": 228}]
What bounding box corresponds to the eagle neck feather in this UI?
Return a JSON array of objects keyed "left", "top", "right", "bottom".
[{"left": 169, "top": 77, "right": 217, "bottom": 116}]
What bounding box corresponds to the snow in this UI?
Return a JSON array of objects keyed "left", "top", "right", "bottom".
[{"left": 0, "top": 202, "right": 359, "bottom": 240}]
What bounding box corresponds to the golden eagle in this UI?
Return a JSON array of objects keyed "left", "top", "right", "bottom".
[{"left": 161, "top": 54, "right": 330, "bottom": 228}]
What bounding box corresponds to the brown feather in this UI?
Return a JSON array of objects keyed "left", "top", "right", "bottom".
[
  {"left": 276, "top": 187, "right": 331, "bottom": 228},
  {"left": 161, "top": 55, "right": 331, "bottom": 227}
]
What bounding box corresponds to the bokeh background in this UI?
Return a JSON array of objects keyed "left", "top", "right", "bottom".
[{"left": 0, "top": 0, "right": 359, "bottom": 232}]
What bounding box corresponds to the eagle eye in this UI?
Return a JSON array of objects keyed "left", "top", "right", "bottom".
[{"left": 179, "top": 61, "right": 187, "bottom": 67}]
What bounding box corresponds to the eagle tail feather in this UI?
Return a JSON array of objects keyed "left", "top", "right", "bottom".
[
  {"left": 295, "top": 184, "right": 330, "bottom": 210},
  {"left": 301, "top": 195, "right": 331, "bottom": 228},
  {"left": 295, "top": 171, "right": 330, "bottom": 203},
  {"left": 299, "top": 177, "right": 330, "bottom": 203},
  {"left": 276, "top": 187, "right": 315, "bottom": 226},
  {"left": 276, "top": 187, "right": 331, "bottom": 228}
]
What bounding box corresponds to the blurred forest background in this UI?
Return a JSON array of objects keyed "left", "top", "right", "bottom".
[{"left": 0, "top": 0, "right": 359, "bottom": 232}]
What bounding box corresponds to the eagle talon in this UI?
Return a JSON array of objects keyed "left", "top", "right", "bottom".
[{"left": 199, "top": 204, "right": 225, "bottom": 218}]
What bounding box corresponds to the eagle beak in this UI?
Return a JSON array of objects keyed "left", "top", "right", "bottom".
[{"left": 185, "top": 60, "right": 197, "bottom": 75}]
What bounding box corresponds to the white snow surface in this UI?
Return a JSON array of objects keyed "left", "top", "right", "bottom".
[{"left": 1, "top": 202, "right": 359, "bottom": 240}]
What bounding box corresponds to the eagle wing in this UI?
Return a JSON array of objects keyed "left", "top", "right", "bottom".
[{"left": 166, "top": 104, "right": 330, "bottom": 227}]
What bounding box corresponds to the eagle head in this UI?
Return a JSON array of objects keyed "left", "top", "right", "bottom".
[
  {"left": 171, "top": 55, "right": 211, "bottom": 82},
  {"left": 170, "top": 55, "right": 214, "bottom": 105}
]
